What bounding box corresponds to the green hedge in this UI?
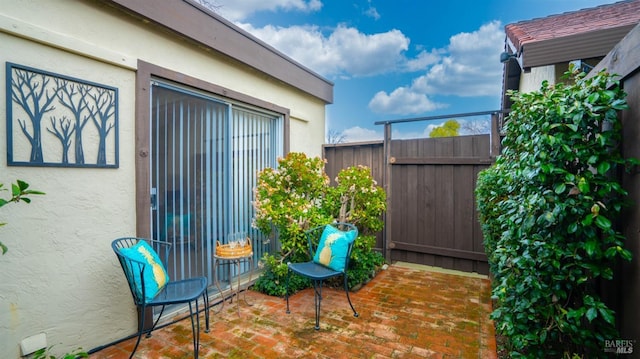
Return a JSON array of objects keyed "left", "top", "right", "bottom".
[{"left": 476, "top": 68, "right": 635, "bottom": 357}]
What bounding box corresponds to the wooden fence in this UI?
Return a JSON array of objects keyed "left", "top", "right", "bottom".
[{"left": 324, "top": 133, "right": 495, "bottom": 275}]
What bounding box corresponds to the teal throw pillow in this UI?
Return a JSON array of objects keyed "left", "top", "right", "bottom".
[
  {"left": 313, "top": 225, "right": 357, "bottom": 272},
  {"left": 120, "top": 240, "right": 169, "bottom": 303}
]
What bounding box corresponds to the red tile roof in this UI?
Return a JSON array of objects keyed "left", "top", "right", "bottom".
[{"left": 506, "top": 0, "right": 640, "bottom": 52}]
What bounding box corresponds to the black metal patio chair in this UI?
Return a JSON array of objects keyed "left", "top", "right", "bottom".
[
  {"left": 285, "top": 222, "right": 359, "bottom": 330},
  {"left": 112, "top": 237, "right": 210, "bottom": 358}
]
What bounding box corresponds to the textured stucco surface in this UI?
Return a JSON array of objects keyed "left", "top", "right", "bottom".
[{"left": 0, "top": 32, "right": 138, "bottom": 357}]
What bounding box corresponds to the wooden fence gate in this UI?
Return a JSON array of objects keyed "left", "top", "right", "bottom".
[
  {"left": 384, "top": 135, "right": 492, "bottom": 274},
  {"left": 324, "top": 120, "right": 499, "bottom": 275}
]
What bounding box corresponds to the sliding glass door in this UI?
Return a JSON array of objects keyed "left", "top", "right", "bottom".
[{"left": 150, "top": 82, "right": 282, "bottom": 287}]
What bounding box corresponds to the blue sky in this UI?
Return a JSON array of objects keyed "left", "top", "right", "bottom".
[{"left": 207, "top": 0, "right": 621, "bottom": 142}]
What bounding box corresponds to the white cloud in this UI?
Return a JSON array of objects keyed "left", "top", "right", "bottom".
[
  {"left": 341, "top": 126, "right": 383, "bottom": 142},
  {"left": 368, "top": 87, "right": 448, "bottom": 115},
  {"left": 391, "top": 127, "right": 431, "bottom": 140},
  {"left": 337, "top": 125, "right": 437, "bottom": 142},
  {"left": 239, "top": 23, "right": 410, "bottom": 77},
  {"left": 364, "top": 0, "right": 380, "bottom": 20},
  {"left": 337, "top": 119, "right": 487, "bottom": 142},
  {"left": 210, "top": 0, "right": 322, "bottom": 21},
  {"left": 367, "top": 21, "right": 504, "bottom": 115},
  {"left": 238, "top": 19, "right": 503, "bottom": 91},
  {"left": 411, "top": 21, "right": 505, "bottom": 97},
  {"left": 404, "top": 49, "right": 442, "bottom": 72},
  {"left": 217, "top": 3, "right": 504, "bottom": 117},
  {"left": 424, "top": 124, "right": 438, "bottom": 138}
]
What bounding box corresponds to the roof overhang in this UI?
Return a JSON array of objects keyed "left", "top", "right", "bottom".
[
  {"left": 102, "top": 0, "right": 334, "bottom": 104},
  {"left": 516, "top": 24, "right": 637, "bottom": 70}
]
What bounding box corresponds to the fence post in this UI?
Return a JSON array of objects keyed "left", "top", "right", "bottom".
[
  {"left": 490, "top": 112, "right": 501, "bottom": 158},
  {"left": 383, "top": 123, "right": 392, "bottom": 262}
]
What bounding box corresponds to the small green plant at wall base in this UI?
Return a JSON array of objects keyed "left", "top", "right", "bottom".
[
  {"left": 252, "top": 152, "right": 386, "bottom": 296},
  {"left": 344, "top": 246, "right": 385, "bottom": 289},
  {"left": 253, "top": 253, "right": 310, "bottom": 296},
  {"left": 33, "top": 346, "right": 88, "bottom": 359},
  {"left": 476, "top": 68, "right": 636, "bottom": 358},
  {"left": 0, "top": 179, "right": 45, "bottom": 255}
]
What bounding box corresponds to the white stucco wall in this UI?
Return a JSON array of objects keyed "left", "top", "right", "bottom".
[
  {"left": 290, "top": 111, "right": 326, "bottom": 158},
  {"left": 0, "top": 32, "right": 138, "bottom": 357},
  {"left": 0, "top": 1, "right": 327, "bottom": 357}
]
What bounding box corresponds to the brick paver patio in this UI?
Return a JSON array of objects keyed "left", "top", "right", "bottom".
[{"left": 90, "top": 262, "right": 497, "bottom": 358}]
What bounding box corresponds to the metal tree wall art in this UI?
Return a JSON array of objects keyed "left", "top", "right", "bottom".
[
  {"left": 6, "top": 63, "right": 119, "bottom": 168},
  {"left": 47, "top": 115, "right": 74, "bottom": 164}
]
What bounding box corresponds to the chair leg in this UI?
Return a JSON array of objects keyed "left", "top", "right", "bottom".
[
  {"left": 147, "top": 305, "right": 166, "bottom": 338},
  {"left": 188, "top": 300, "right": 200, "bottom": 359},
  {"left": 313, "top": 280, "right": 323, "bottom": 330},
  {"left": 130, "top": 305, "right": 146, "bottom": 359},
  {"left": 343, "top": 275, "right": 358, "bottom": 318},
  {"left": 285, "top": 267, "right": 291, "bottom": 314},
  {"left": 203, "top": 288, "right": 210, "bottom": 333}
]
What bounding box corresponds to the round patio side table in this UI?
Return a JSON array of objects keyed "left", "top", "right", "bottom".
[{"left": 213, "top": 240, "right": 254, "bottom": 316}]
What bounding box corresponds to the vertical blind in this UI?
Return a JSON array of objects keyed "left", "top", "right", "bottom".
[{"left": 150, "top": 82, "right": 283, "bottom": 287}]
